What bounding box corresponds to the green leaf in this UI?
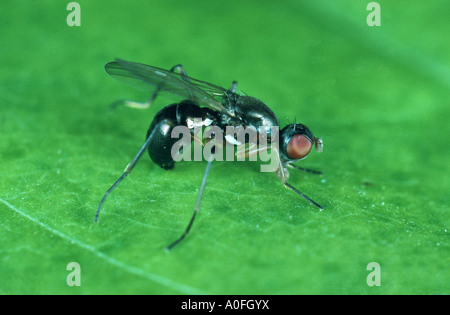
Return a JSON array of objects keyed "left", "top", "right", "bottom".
[{"left": 1, "top": 0, "right": 449, "bottom": 294}]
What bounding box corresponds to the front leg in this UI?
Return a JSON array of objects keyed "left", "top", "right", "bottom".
[
  {"left": 287, "top": 164, "right": 322, "bottom": 175},
  {"left": 235, "top": 142, "right": 323, "bottom": 210},
  {"left": 271, "top": 146, "right": 323, "bottom": 210}
]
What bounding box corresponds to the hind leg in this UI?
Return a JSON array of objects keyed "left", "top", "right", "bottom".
[
  {"left": 94, "top": 132, "right": 155, "bottom": 222},
  {"left": 95, "top": 104, "right": 180, "bottom": 222}
]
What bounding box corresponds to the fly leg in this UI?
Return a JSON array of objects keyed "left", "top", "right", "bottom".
[
  {"left": 110, "top": 64, "right": 190, "bottom": 110},
  {"left": 283, "top": 182, "right": 323, "bottom": 210},
  {"left": 166, "top": 153, "right": 215, "bottom": 250},
  {"left": 287, "top": 164, "right": 322, "bottom": 175},
  {"left": 94, "top": 128, "right": 158, "bottom": 222},
  {"left": 235, "top": 143, "right": 323, "bottom": 210},
  {"left": 271, "top": 146, "right": 323, "bottom": 210}
]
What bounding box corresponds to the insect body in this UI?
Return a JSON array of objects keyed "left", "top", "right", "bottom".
[{"left": 95, "top": 59, "right": 324, "bottom": 249}]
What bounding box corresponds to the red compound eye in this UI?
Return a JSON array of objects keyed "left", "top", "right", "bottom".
[{"left": 286, "top": 134, "right": 312, "bottom": 160}]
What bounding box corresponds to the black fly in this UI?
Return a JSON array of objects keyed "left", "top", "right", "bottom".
[{"left": 95, "top": 59, "right": 324, "bottom": 250}]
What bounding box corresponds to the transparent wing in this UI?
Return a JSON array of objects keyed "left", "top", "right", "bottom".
[{"left": 105, "top": 59, "right": 234, "bottom": 115}]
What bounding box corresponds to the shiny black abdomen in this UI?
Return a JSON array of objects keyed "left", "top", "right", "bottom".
[
  {"left": 146, "top": 100, "right": 219, "bottom": 170},
  {"left": 146, "top": 104, "right": 179, "bottom": 170}
]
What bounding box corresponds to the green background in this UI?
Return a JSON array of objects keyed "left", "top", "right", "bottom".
[{"left": 1, "top": 0, "right": 449, "bottom": 294}]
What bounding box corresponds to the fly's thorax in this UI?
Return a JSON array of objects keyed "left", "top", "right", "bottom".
[{"left": 234, "top": 95, "right": 280, "bottom": 130}]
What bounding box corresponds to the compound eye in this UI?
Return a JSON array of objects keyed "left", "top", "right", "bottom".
[{"left": 286, "top": 134, "right": 312, "bottom": 160}]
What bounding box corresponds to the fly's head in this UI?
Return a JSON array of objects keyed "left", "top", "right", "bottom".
[{"left": 279, "top": 123, "right": 322, "bottom": 164}]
